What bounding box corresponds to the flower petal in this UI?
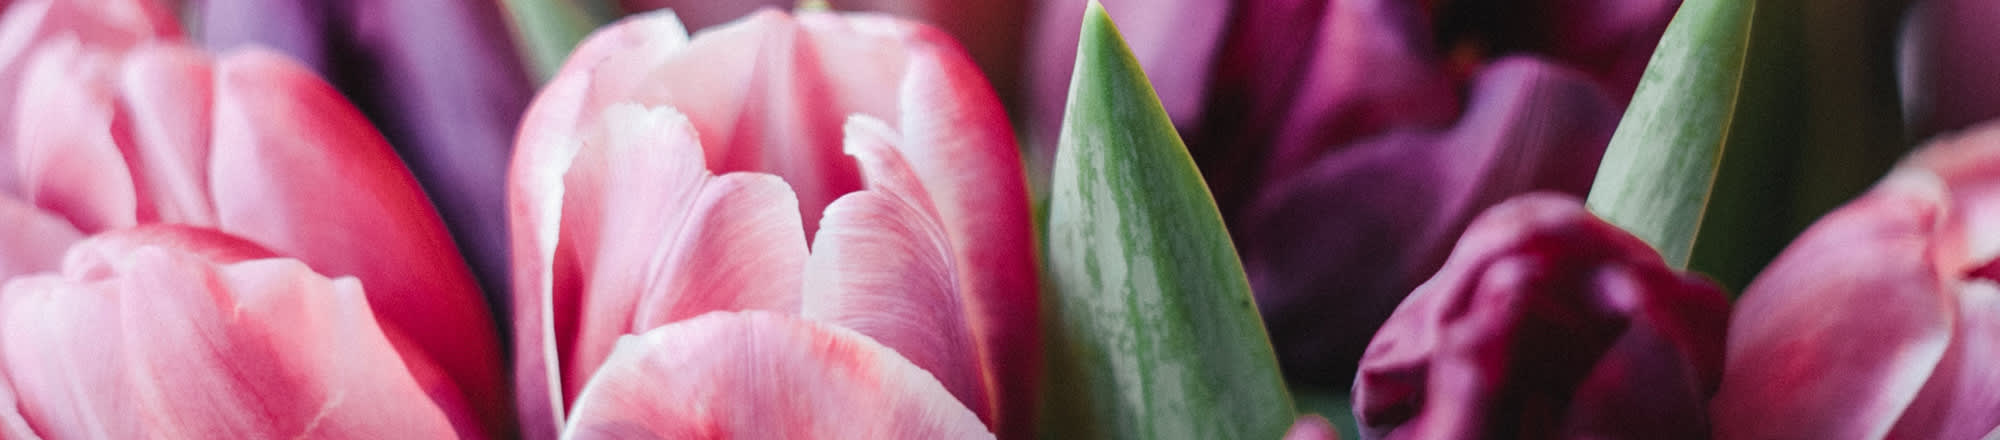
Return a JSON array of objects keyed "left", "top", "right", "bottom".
[
  {"left": 562, "top": 311, "right": 994, "bottom": 440},
  {"left": 0, "top": 227, "right": 460, "bottom": 438},
  {"left": 0, "top": 194, "right": 80, "bottom": 280},
  {"left": 116, "top": 43, "right": 218, "bottom": 225},
  {"left": 12, "top": 38, "right": 138, "bottom": 232},
  {"left": 1244, "top": 58, "right": 1616, "bottom": 385},
  {"left": 0, "top": 0, "right": 180, "bottom": 195},
  {"left": 803, "top": 115, "right": 989, "bottom": 424},
  {"left": 894, "top": 28, "right": 1041, "bottom": 438},
  {"left": 1712, "top": 173, "right": 1955, "bottom": 440},
  {"left": 207, "top": 48, "right": 506, "bottom": 437},
  {"left": 554, "top": 103, "right": 806, "bottom": 403}
]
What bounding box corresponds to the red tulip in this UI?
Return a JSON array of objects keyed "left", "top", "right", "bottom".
[
  {"left": 0, "top": 16, "right": 507, "bottom": 436},
  {"left": 1353, "top": 194, "right": 1730, "bottom": 439},
  {"left": 1712, "top": 122, "right": 2000, "bottom": 439},
  {"left": 510, "top": 8, "right": 1037, "bottom": 439},
  {"left": 0, "top": 226, "right": 472, "bottom": 438}
]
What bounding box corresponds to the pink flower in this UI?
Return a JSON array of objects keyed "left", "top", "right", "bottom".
[
  {"left": 1712, "top": 122, "right": 2000, "bottom": 439},
  {"left": 0, "top": 0, "right": 180, "bottom": 195},
  {"left": 0, "top": 4, "right": 508, "bottom": 435},
  {"left": 509, "top": 8, "right": 1037, "bottom": 439},
  {"left": 0, "top": 226, "right": 474, "bottom": 438}
]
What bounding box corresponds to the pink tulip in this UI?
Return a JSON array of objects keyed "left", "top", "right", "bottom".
[
  {"left": 510, "top": 8, "right": 1036, "bottom": 439},
  {"left": 1353, "top": 194, "right": 1730, "bottom": 439},
  {"left": 1712, "top": 122, "right": 2000, "bottom": 439},
  {"left": 0, "top": 225, "right": 472, "bottom": 438},
  {"left": 0, "top": 20, "right": 507, "bottom": 437}
]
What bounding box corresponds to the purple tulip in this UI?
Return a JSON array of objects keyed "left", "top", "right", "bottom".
[
  {"left": 1901, "top": 0, "right": 2000, "bottom": 139},
  {"left": 1712, "top": 122, "right": 2000, "bottom": 439},
  {"left": 191, "top": 0, "right": 536, "bottom": 310},
  {"left": 1353, "top": 193, "right": 1730, "bottom": 440},
  {"left": 1027, "top": 0, "right": 1676, "bottom": 385}
]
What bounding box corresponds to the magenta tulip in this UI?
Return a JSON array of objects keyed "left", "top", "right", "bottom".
[
  {"left": 1027, "top": 0, "right": 1670, "bottom": 385},
  {"left": 1353, "top": 194, "right": 1730, "bottom": 439},
  {"left": 0, "top": 226, "right": 474, "bottom": 438},
  {"left": 510, "top": 8, "right": 1036, "bottom": 439},
  {"left": 1712, "top": 123, "right": 2000, "bottom": 439},
  {"left": 0, "top": 9, "right": 509, "bottom": 435}
]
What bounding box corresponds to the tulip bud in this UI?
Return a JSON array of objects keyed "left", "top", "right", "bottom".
[
  {"left": 0, "top": 226, "right": 474, "bottom": 438},
  {"left": 1713, "top": 121, "right": 2000, "bottom": 439},
  {"left": 1354, "top": 194, "right": 1730, "bottom": 440}
]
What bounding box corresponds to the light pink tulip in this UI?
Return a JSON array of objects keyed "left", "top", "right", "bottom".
[
  {"left": 1713, "top": 122, "right": 2000, "bottom": 439},
  {"left": 510, "top": 8, "right": 1037, "bottom": 439},
  {"left": 1, "top": 32, "right": 507, "bottom": 437},
  {"left": 0, "top": 226, "right": 470, "bottom": 438}
]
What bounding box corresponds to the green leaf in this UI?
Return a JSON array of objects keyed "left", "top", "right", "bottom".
[
  {"left": 499, "top": 0, "right": 614, "bottom": 82},
  {"left": 1584, "top": 0, "right": 1758, "bottom": 268},
  {"left": 1037, "top": 2, "right": 1294, "bottom": 438}
]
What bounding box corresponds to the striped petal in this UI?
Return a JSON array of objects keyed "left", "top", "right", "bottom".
[
  {"left": 0, "top": 226, "right": 461, "bottom": 438},
  {"left": 562, "top": 311, "right": 993, "bottom": 440}
]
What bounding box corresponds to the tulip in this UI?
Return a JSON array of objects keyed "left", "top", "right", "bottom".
[
  {"left": 0, "top": 0, "right": 180, "bottom": 195},
  {"left": 0, "top": 24, "right": 508, "bottom": 437},
  {"left": 510, "top": 8, "right": 1037, "bottom": 439},
  {"left": 0, "top": 194, "right": 81, "bottom": 280},
  {"left": 191, "top": 0, "right": 538, "bottom": 305},
  {"left": 1352, "top": 194, "right": 1730, "bottom": 439},
  {"left": 1027, "top": 0, "right": 1674, "bottom": 385},
  {"left": 1900, "top": 0, "right": 2000, "bottom": 140},
  {"left": 0, "top": 225, "right": 473, "bottom": 438},
  {"left": 1711, "top": 122, "right": 2000, "bottom": 439}
]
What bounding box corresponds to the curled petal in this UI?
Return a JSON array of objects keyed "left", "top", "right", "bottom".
[
  {"left": 556, "top": 103, "right": 806, "bottom": 403},
  {"left": 13, "top": 38, "right": 139, "bottom": 231},
  {"left": 0, "top": 226, "right": 461, "bottom": 438},
  {"left": 562, "top": 311, "right": 993, "bottom": 439},
  {"left": 0, "top": 0, "right": 180, "bottom": 195},
  {"left": 1354, "top": 194, "right": 1728, "bottom": 439},
  {"left": 804, "top": 115, "right": 988, "bottom": 424}
]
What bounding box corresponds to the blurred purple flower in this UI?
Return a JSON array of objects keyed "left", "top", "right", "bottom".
[
  {"left": 1026, "top": 0, "right": 1677, "bottom": 385},
  {"left": 1901, "top": 0, "right": 2000, "bottom": 140},
  {"left": 191, "top": 0, "right": 536, "bottom": 312},
  {"left": 1353, "top": 193, "right": 1729, "bottom": 440},
  {"left": 1712, "top": 122, "right": 2000, "bottom": 439}
]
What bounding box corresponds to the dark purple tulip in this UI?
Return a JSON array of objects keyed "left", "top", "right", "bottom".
[
  {"left": 1712, "top": 123, "right": 2000, "bottom": 439},
  {"left": 1353, "top": 193, "right": 1730, "bottom": 440},
  {"left": 1026, "top": 0, "right": 1675, "bottom": 385},
  {"left": 1901, "top": 0, "right": 2000, "bottom": 139},
  {"left": 191, "top": 0, "right": 536, "bottom": 314}
]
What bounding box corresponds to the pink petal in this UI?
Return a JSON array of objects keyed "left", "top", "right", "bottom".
[
  {"left": 1712, "top": 173, "right": 1955, "bottom": 439},
  {"left": 562, "top": 311, "right": 994, "bottom": 439},
  {"left": 508, "top": 52, "right": 592, "bottom": 438},
  {"left": 0, "top": 194, "right": 80, "bottom": 280},
  {"left": 0, "top": 0, "right": 180, "bottom": 195},
  {"left": 555, "top": 103, "right": 806, "bottom": 403},
  {"left": 206, "top": 48, "right": 506, "bottom": 437},
  {"left": 1285, "top": 415, "right": 1341, "bottom": 440},
  {"left": 893, "top": 38, "right": 1041, "bottom": 438},
  {"left": 1886, "top": 282, "right": 2000, "bottom": 439},
  {"left": 12, "top": 38, "right": 139, "bottom": 231},
  {"left": 803, "top": 115, "right": 989, "bottom": 423},
  {"left": 0, "top": 227, "right": 460, "bottom": 438},
  {"left": 116, "top": 43, "right": 217, "bottom": 225}
]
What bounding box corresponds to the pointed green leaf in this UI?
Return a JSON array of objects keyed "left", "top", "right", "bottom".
[
  {"left": 1585, "top": 0, "right": 1758, "bottom": 268},
  {"left": 1038, "top": 2, "right": 1294, "bottom": 438},
  {"left": 499, "top": 0, "right": 615, "bottom": 82}
]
